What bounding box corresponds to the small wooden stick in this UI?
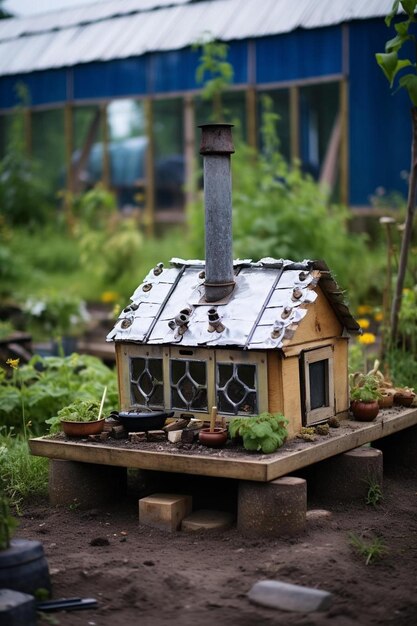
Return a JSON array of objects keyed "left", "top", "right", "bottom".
[
  {"left": 98, "top": 386, "right": 107, "bottom": 420},
  {"left": 210, "top": 406, "right": 217, "bottom": 432}
]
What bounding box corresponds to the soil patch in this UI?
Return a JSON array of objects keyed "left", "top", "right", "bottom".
[{"left": 17, "top": 462, "right": 417, "bottom": 626}]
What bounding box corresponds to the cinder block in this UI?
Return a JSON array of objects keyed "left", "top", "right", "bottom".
[
  {"left": 238, "top": 476, "right": 306, "bottom": 536},
  {"left": 0, "top": 589, "right": 36, "bottom": 626},
  {"left": 49, "top": 460, "right": 127, "bottom": 509},
  {"left": 309, "top": 446, "right": 383, "bottom": 502},
  {"left": 139, "top": 493, "right": 192, "bottom": 531}
]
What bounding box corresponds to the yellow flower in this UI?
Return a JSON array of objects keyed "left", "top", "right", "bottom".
[
  {"left": 358, "top": 333, "right": 376, "bottom": 345},
  {"left": 101, "top": 291, "right": 120, "bottom": 304},
  {"left": 6, "top": 358, "right": 20, "bottom": 369},
  {"left": 374, "top": 311, "right": 383, "bottom": 323},
  {"left": 112, "top": 303, "right": 121, "bottom": 319},
  {"left": 357, "top": 305, "right": 372, "bottom": 315},
  {"left": 357, "top": 318, "right": 370, "bottom": 330}
]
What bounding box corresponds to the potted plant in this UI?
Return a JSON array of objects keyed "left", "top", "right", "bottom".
[
  {"left": 199, "top": 406, "right": 228, "bottom": 448},
  {"left": 394, "top": 386, "right": 416, "bottom": 407},
  {"left": 0, "top": 488, "right": 51, "bottom": 597},
  {"left": 350, "top": 374, "right": 381, "bottom": 421},
  {"left": 57, "top": 387, "right": 107, "bottom": 437}
]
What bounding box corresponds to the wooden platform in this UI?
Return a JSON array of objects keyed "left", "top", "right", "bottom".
[{"left": 29, "top": 408, "right": 417, "bottom": 482}]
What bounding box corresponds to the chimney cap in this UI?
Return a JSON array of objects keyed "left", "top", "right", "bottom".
[{"left": 199, "top": 123, "right": 235, "bottom": 155}]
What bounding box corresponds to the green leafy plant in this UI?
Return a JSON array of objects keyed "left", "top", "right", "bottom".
[
  {"left": 228, "top": 412, "right": 288, "bottom": 454},
  {"left": 0, "top": 353, "right": 118, "bottom": 435},
  {"left": 194, "top": 36, "right": 234, "bottom": 120},
  {"left": 0, "top": 487, "right": 18, "bottom": 550},
  {"left": 23, "top": 292, "right": 90, "bottom": 341},
  {"left": 376, "top": 0, "right": 417, "bottom": 344},
  {"left": 349, "top": 533, "right": 388, "bottom": 565},
  {"left": 56, "top": 400, "right": 100, "bottom": 424},
  {"left": 0, "top": 84, "right": 51, "bottom": 228},
  {"left": 350, "top": 373, "right": 382, "bottom": 403}
]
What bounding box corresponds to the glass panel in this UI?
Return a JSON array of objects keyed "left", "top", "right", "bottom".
[
  {"left": 130, "top": 357, "right": 164, "bottom": 408},
  {"left": 107, "top": 99, "right": 146, "bottom": 211},
  {"left": 217, "top": 362, "right": 257, "bottom": 416},
  {"left": 31, "top": 108, "right": 65, "bottom": 196},
  {"left": 258, "top": 90, "right": 290, "bottom": 162},
  {"left": 309, "top": 360, "right": 329, "bottom": 410},
  {"left": 153, "top": 98, "right": 184, "bottom": 212},
  {"left": 0, "top": 113, "right": 13, "bottom": 158},
  {"left": 170, "top": 359, "right": 207, "bottom": 411},
  {"left": 299, "top": 82, "right": 339, "bottom": 186},
  {"left": 72, "top": 105, "right": 103, "bottom": 193}
]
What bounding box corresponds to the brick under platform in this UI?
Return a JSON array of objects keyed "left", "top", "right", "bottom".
[{"left": 138, "top": 493, "right": 192, "bottom": 532}]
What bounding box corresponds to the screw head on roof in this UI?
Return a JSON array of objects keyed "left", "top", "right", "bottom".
[{"left": 142, "top": 283, "right": 152, "bottom": 292}]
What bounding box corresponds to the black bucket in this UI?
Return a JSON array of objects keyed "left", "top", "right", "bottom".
[{"left": 0, "top": 539, "right": 51, "bottom": 597}]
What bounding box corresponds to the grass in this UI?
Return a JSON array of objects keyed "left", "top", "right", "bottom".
[
  {"left": 348, "top": 532, "right": 388, "bottom": 565},
  {"left": 0, "top": 428, "right": 48, "bottom": 513},
  {"left": 365, "top": 478, "right": 383, "bottom": 507}
]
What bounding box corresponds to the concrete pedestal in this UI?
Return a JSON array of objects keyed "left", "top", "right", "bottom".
[
  {"left": 238, "top": 476, "right": 306, "bottom": 536},
  {"left": 48, "top": 459, "right": 127, "bottom": 509},
  {"left": 374, "top": 425, "right": 417, "bottom": 469},
  {"left": 309, "top": 446, "right": 383, "bottom": 503}
]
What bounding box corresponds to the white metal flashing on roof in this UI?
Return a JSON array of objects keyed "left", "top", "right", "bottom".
[
  {"left": 106, "top": 257, "right": 360, "bottom": 349},
  {"left": 0, "top": 0, "right": 398, "bottom": 77}
]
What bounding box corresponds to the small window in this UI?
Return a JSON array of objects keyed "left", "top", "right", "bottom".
[
  {"left": 130, "top": 357, "right": 164, "bottom": 408},
  {"left": 170, "top": 359, "right": 207, "bottom": 412},
  {"left": 217, "top": 362, "right": 258, "bottom": 416},
  {"left": 302, "top": 346, "right": 334, "bottom": 425}
]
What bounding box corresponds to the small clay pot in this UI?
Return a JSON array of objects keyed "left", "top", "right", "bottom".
[
  {"left": 60, "top": 418, "right": 105, "bottom": 437},
  {"left": 394, "top": 392, "right": 415, "bottom": 407},
  {"left": 350, "top": 400, "right": 379, "bottom": 422},
  {"left": 378, "top": 393, "right": 394, "bottom": 409},
  {"left": 198, "top": 427, "right": 228, "bottom": 448}
]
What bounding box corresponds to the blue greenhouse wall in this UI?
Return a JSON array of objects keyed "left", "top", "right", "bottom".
[
  {"left": 349, "top": 19, "right": 410, "bottom": 206},
  {"left": 0, "top": 20, "right": 411, "bottom": 205}
]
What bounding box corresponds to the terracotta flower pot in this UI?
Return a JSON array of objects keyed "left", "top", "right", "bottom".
[
  {"left": 394, "top": 392, "right": 415, "bottom": 407},
  {"left": 350, "top": 400, "right": 379, "bottom": 422},
  {"left": 378, "top": 393, "right": 394, "bottom": 409},
  {"left": 60, "top": 418, "right": 105, "bottom": 437},
  {"left": 198, "top": 427, "right": 228, "bottom": 448}
]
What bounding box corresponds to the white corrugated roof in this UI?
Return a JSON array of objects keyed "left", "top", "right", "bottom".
[
  {"left": 0, "top": 0, "right": 396, "bottom": 76},
  {"left": 106, "top": 258, "right": 360, "bottom": 349}
]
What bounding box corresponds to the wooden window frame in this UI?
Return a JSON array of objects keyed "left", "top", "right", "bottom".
[
  {"left": 302, "top": 345, "right": 335, "bottom": 425},
  {"left": 119, "top": 344, "right": 268, "bottom": 419}
]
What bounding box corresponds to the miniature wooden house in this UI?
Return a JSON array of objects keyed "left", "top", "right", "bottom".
[{"left": 107, "top": 124, "right": 360, "bottom": 437}]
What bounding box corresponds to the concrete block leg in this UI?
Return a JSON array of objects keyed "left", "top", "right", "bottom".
[
  {"left": 374, "top": 425, "right": 417, "bottom": 469},
  {"left": 309, "top": 447, "right": 383, "bottom": 503},
  {"left": 49, "top": 460, "right": 127, "bottom": 509},
  {"left": 238, "top": 476, "right": 306, "bottom": 537}
]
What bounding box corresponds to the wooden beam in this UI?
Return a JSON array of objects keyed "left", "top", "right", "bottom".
[
  {"left": 246, "top": 87, "right": 257, "bottom": 150},
  {"left": 184, "top": 94, "right": 196, "bottom": 210},
  {"left": 100, "top": 103, "right": 110, "bottom": 190},
  {"left": 339, "top": 79, "right": 349, "bottom": 205},
  {"left": 144, "top": 98, "right": 155, "bottom": 237},
  {"left": 289, "top": 85, "right": 300, "bottom": 161},
  {"left": 73, "top": 109, "right": 101, "bottom": 193}
]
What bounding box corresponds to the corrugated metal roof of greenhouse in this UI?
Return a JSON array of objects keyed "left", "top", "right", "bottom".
[{"left": 0, "top": 0, "right": 398, "bottom": 76}]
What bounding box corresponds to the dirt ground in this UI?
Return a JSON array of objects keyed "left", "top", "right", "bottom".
[{"left": 16, "top": 456, "right": 417, "bottom": 626}]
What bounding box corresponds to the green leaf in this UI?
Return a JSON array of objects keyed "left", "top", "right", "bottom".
[
  {"left": 385, "top": 33, "right": 410, "bottom": 53},
  {"left": 242, "top": 435, "right": 260, "bottom": 451},
  {"left": 401, "top": 0, "right": 417, "bottom": 17},
  {"left": 385, "top": 0, "right": 401, "bottom": 25},
  {"left": 399, "top": 73, "right": 417, "bottom": 104},
  {"left": 260, "top": 434, "right": 280, "bottom": 454},
  {"left": 376, "top": 51, "right": 412, "bottom": 86}
]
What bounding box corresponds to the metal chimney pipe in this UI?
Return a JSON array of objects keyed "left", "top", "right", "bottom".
[{"left": 199, "top": 123, "right": 235, "bottom": 302}]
